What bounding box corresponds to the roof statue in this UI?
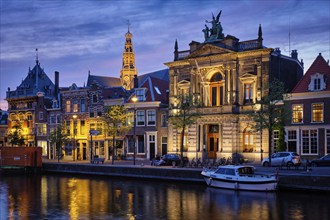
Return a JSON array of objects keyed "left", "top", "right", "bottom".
[{"left": 203, "top": 10, "right": 224, "bottom": 42}]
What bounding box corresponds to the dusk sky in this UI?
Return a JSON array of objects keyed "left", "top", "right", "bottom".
[{"left": 1, "top": 0, "right": 329, "bottom": 110}]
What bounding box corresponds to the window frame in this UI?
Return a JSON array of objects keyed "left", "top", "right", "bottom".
[
  {"left": 147, "top": 109, "right": 156, "bottom": 126},
  {"left": 136, "top": 110, "right": 145, "bottom": 126},
  {"left": 292, "top": 104, "right": 303, "bottom": 124},
  {"left": 311, "top": 103, "right": 324, "bottom": 123}
]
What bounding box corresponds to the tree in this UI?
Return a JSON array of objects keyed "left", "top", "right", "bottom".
[
  {"left": 8, "top": 121, "right": 25, "bottom": 146},
  {"left": 102, "top": 105, "right": 131, "bottom": 164},
  {"left": 169, "top": 93, "right": 201, "bottom": 166},
  {"left": 49, "top": 124, "right": 69, "bottom": 162},
  {"left": 249, "top": 78, "right": 289, "bottom": 166}
]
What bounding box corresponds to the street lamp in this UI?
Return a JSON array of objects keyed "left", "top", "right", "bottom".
[
  {"left": 73, "top": 114, "right": 77, "bottom": 161},
  {"left": 131, "top": 96, "right": 138, "bottom": 165}
]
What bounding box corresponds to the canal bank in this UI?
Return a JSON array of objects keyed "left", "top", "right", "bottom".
[{"left": 41, "top": 161, "right": 330, "bottom": 192}]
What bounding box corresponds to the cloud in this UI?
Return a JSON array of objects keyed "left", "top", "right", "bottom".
[{"left": 0, "top": 0, "right": 329, "bottom": 110}]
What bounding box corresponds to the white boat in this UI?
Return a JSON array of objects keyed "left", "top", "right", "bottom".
[{"left": 201, "top": 165, "right": 277, "bottom": 191}]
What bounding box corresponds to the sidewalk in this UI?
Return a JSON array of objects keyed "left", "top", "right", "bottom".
[{"left": 43, "top": 158, "right": 330, "bottom": 176}]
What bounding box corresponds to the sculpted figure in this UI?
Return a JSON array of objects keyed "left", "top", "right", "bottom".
[
  {"left": 202, "top": 25, "right": 210, "bottom": 41},
  {"left": 205, "top": 10, "right": 223, "bottom": 40}
]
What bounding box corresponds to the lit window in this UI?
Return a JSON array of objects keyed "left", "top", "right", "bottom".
[
  {"left": 243, "top": 128, "right": 254, "bottom": 152},
  {"left": 66, "top": 100, "right": 71, "bottom": 113},
  {"left": 210, "top": 73, "right": 224, "bottom": 107},
  {"left": 137, "top": 110, "right": 145, "bottom": 126},
  {"left": 244, "top": 83, "right": 254, "bottom": 104},
  {"left": 37, "top": 124, "right": 47, "bottom": 135},
  {"left": 312, "top": 103, "right": 323, "bottom": 123},
  {"left": 73, "top": 100, "right": 78, "bottom": 112},
  {"left": 147, "top": 109, "right": 156, "bottom": 126},
  {"left": 127, "top": 112, "right": 134, "bottom": 126},
  {"left": 80, "top": 120, "right": 85, "bottom": 135},
  {"left": 292, "top": 104, "right": 303, "bottom": 123}
]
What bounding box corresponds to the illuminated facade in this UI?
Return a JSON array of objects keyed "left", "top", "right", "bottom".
[
  {"left": 5, "top": 55, "right": 59, "bottom": 157},
  {"left": 284, "top": 53, "right": 330, "bottom": 158},
  {"left": 125, "top": 76, "right": 169, "bottom": 160},
  {"left": 120, "top": 29, "right": 138, "bottom": 90},
  {"left": 165, "top": 12, "right": 303, "bottom": 162}
]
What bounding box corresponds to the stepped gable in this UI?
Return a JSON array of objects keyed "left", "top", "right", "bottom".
[{"left": 291, "top": 53, "right": 330, "bottom": 93}]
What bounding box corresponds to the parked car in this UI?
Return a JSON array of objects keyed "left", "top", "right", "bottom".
[
  {"left": 310, "top": 154, "right": 330, "bottom": 167},
  {"left": 261, "top": 152, "right": 301, "bottom": 167},
  {"left": 156, "top": 154, "right": 181, "bottom": 166}
]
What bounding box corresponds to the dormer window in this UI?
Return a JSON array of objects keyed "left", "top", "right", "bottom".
[
  {"left": 308, "top": 73, "right": 326, "bottom": 91},
  {"left": 136, "top": 88, "right": 146, "bottom": 101}
]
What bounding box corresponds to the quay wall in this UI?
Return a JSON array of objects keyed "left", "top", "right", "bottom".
[{"left": 42, "top": 163, "right": 330, "bottom": 192}]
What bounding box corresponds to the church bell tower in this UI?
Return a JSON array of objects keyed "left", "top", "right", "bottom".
[{"left": 120, "top": 24, "right": 137, "bottom": 90}]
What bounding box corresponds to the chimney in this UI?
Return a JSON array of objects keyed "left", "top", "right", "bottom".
[
  {"left": 274, "top": 48, "right": 281, "bottom": 55},
  {"left": 291, "top": 50, "right": 298, "bottom": 60},
  {"left": 55, "top": 71, "right": 59, "bottom": 96},
  {"left": 134, "top": 74, "right": 138, "bottom": 88}
]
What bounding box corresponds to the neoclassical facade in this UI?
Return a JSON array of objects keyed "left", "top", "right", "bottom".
[{"left": 165, "top": 13, "right": 303, "bottom": 162}]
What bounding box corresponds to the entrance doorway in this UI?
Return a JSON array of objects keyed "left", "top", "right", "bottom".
[
  {"left": 207, "top": 125, "right": 219, "bottom": 159},
  {"left": 150, "top": 143, "right": 155, "bottom": 160}
]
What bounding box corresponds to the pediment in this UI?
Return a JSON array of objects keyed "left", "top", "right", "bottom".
[
  {"left": 178, "top": 79, "right": 191, "bottom": 85},
  {"left": 239, "top": 72, "right": 257, "bottom": 82},
  {"left": 240, "top": 72, "right": 257, "bottom": 78},
  {"left": 187, "top": 44, "right": 233, "bottom": 59}
]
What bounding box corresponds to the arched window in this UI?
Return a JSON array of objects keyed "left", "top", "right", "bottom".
[
  {"left": 243, "top": 127, "right": 254, "bottom": 152},
  {"left": 210, "top": 73, "right": 224, "bottom": 106}
]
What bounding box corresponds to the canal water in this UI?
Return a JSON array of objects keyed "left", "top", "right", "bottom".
[{"left": 0, "top": 174, "right": 328, "bottom": 220}]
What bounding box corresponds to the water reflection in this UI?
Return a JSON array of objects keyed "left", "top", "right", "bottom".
[{"left": 0, "top": 174, "right": 329, "bottom": 220}]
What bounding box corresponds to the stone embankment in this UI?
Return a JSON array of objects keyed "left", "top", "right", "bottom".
[{"left": 42, "top": 162, "right": 330, "bottom": 192}]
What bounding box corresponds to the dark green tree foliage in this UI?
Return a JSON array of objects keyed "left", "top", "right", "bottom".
[
  {"left": 49, "top": 124, "right": 69, "bottom": 162},
  {"left": 169, "top": 94, "right": 201, "bottom": 165},
  {"left": 102, "top": 105, "right": 131, "bottom": 164},
  {"left": 250, "top": 78, "right": 289, "bottom": 165},
  {"left": 8, "top": 121, "right": 25, "bottom": 146}
]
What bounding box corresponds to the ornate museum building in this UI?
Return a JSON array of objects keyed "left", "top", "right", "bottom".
[{"left": 165, "top": 11, "right": 304, "bottom": 162}]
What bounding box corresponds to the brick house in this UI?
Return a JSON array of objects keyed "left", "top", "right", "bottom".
[{"left": 284, "top": 53, "right": 330, "bottom": 158}]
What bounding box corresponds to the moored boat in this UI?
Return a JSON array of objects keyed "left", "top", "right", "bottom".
[{"left": 201, "top": 165, "right": 277, "bottom": 191}]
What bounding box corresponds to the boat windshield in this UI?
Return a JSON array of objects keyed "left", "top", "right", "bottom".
[
  {"left": 237, "top": 167, "right": 254, "bottom": 175},
  {"left": 215, "top": 168, "right": 235, "bottom": 176}
]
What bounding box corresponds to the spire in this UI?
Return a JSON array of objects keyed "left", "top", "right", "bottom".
[
  {"left": 35, "top": 48, "right": 39, "bottom": 64},
  {"left": 127, "top": 19, "right": 131, "bottom": 33},
  {"left": 35, "top": 48, "right": 39, "bottom": 88},
  {"left": 258, "top": 24, "right": 263, "bottom": 48},
  {"left": 174, "top": 39, "right": 179, "bottom": 61}
]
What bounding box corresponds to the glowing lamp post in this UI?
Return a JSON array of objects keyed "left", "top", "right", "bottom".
[{"left": 131, "top": 96, "right": 138, "bottom": 165}]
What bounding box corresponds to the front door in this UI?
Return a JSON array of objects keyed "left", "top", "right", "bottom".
[
  {"left": 207, "top": 133, "right": 219, "bottom": 159},
  {"left": 150, "top": 143, "right": 155, "bottom": 160}
]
